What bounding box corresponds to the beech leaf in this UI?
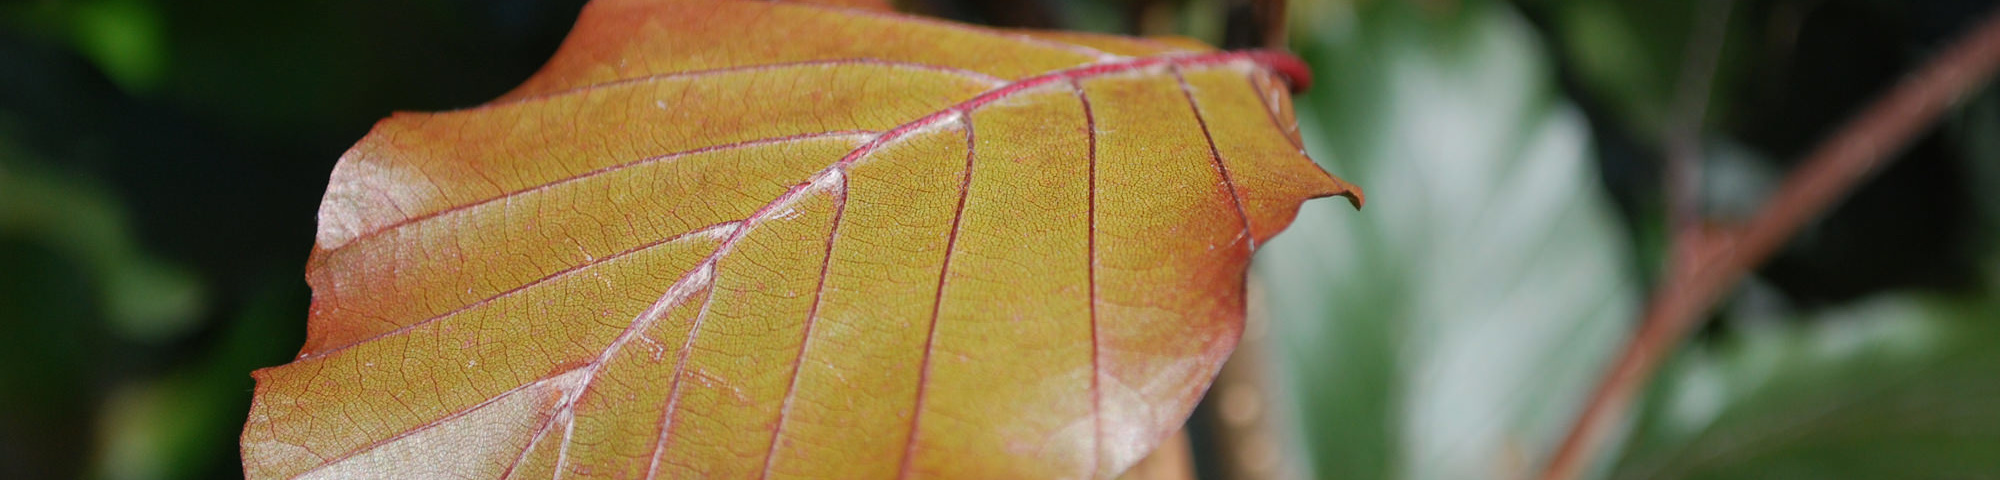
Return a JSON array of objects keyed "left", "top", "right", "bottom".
[{"left": 241, "top": 0, "right": 1358, "bottom": 478}]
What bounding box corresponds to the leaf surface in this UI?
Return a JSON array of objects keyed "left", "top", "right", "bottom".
[
  {"left": 1612, "top": 295, "right": 2000, "bottom": 480},
  {"left": 1261, "top": 2, "right": 1637, "bottom": 479},
  {"left": 241, "top": 0, "right": 1356, "bottom": 478}
]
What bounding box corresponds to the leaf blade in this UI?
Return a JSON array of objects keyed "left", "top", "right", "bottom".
[{"left": 244, "top": 1, "right": 1356, "bottom": 478}]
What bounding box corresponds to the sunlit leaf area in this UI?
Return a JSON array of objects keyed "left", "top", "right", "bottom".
[{"left": 4, "top": 0, "right": 1998, "bottom": 478}]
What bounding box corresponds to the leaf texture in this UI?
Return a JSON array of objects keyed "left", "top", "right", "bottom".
[{"left": 241, "top": 0, "right": 1359, "bottom": 478}]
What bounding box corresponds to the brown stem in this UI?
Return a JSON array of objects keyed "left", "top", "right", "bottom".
[
  {"left": 1125, "top": 0, "right": 1163, "bottom": 36},
  {"left": 1539, "top": 7, "right": 2000, "bottom": 480},
  {"left": 1254, "top": 0, "right": 1288, "bottom": 50}
]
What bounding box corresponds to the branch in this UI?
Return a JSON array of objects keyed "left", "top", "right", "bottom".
[{"left": 1539, "top": 7, "right": 2000, "bottom": 480}]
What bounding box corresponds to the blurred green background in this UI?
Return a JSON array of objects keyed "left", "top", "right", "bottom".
[{"left": 0, "top": 0, "right": 1995, "bottom": 479}]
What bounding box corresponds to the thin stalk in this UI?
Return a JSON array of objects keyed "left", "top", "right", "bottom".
[{"left": 1539, "top": 8, "right": 2000, "bottom": 480}]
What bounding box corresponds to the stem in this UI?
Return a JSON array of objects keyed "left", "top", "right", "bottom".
[{"left": 1539, "top": 8, "right": 2000, "bottom": 480}]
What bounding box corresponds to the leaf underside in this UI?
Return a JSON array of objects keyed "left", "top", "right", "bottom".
[{"left": 241, "top": 0, "right": 1358, "bottom": 478}]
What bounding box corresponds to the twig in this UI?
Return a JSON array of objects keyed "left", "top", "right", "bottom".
[
  {"left": 1124, "top": 0, "right": 1167, "bottom": 36},
  {"left": 1539, "top": 7, "right": 2000, "bottom": 480}
]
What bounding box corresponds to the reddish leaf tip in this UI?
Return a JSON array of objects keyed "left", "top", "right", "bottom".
[
  {"left": 1241, "top": 50, "right": 1312, "bottom": 92},
  {"left": 1314, "top": 175, "right": 1365, "bottom": 210}
]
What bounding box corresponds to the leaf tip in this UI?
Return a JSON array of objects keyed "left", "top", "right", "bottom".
[
  {"left": 1243, "top": 50, "right": 1313, "bottom": 93},
  {"left": 1339, "top": 184, "right": 1365, "bottom": 210},
  {"left": 1313, "top": 173, "right": 1365, "bottom": 210}
]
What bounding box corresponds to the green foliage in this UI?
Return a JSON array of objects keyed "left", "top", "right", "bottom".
[
  {"left": 0, "top": 149, "right": 205, "bottom": 342},
  {"left": 1603, "top": 78, "right": 2000, "bottom": 480},
  {"left": 1262, "top": 1, "right": 1639, "bottom": 478},
  {"left": 1, "top": 0, "right": 166, "bottom": 93},
  {"left": 1611, "top": 295, "right": 2000, "bottom": 479},
  {"left": 92, "top": 283, "right": 304, "bottom": 480},
  {"left": 1539, "top": 0, "right": 1756, "bottom": 137},
  {"left": 0, "top": 2, "right": 576, "bottom": 477}
]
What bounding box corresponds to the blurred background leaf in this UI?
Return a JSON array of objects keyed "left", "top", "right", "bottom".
[
  {"left": 1532, "top": 0, "right": 1757, "bottom": 138},
  {"left": 0, "top": 1, "right": 584, "bottom": 478},
  {"left": 1257, "top": 1, "right": 1640, "bottom": 479},
  {"left": 1611, "top": 292, "right": 2000, "bottom": 479},
  {"left": 1602, "top": 84, "right": 2000, "bottom": 480},
  {"left": 0, "top": 146, "right": 205, "bottom": 342}
]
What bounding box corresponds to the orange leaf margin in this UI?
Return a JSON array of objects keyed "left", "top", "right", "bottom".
[{"left": 242, "top": 1, "right": 1360, "bottom": 479}]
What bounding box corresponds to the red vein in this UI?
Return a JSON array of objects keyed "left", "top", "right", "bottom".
[
  {"left": 642, "top": 272, "right": 718, "bottom": 480},
  {"left": 552, "top": 413, "right": 577, "bottom": 480},
  {"left": 896, "top": 115, "right": 976, "bottom": 480},
  {"left": 287, "top": 367, "right": 586, "bottom": 479},
  {"left": 632, "top": 177, "right": 849, "bottom": 480},
  {"left": 497, "top": 401, "right": 566, "bottom": 480},
  {"left": 1173, "top": 67, "right": 1257, "bottom": 250},
  {"left": 837, "top": 51, "right": 1303, "bottom": 174},
  {"left": 322, "top": 131, "right": 874, "bottom": 255},
  {"left": 1071, "top": 77, "right": 1105, "bottom": 478},
  {"left": 329, "top": 51, "right": 1299, "bottom": 260},
  {"left": 1245, "top": 71, "right": 1305, "bottom": 151},
  {"left": 603, "top": 51, "right": 1293, "bottom": 476},
  {"left": 489, "top": 58, "right": 1010, "bottom": 110},
  {"left": 759, "top": 174, "right": 851, "bottom": 479},
  {"left": 297, "top": 221, "right": 741, "bottom": 362},
  {"left": 290, "top": 50, "right": 1307, "bottom": 478}
]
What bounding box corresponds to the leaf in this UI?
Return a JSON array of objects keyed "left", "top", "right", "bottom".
[
  {"left": 1541, "top": 0, "right": 1753, "bottom": 136},
  {"left": 94, "top": 282, "right": 305, "bottom": 480},
  {"left": 1609, "top": 294, "right": 2000, "bottom": 479},
  {"left": 0, "top": 142, "right": 206, "bottom": 342},
  {"left": 1260, "top": 2, "right": 1638, "bottom": 479},
  {"left": 240, "top": 0, "right": 1358, "bottom": 479}
]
